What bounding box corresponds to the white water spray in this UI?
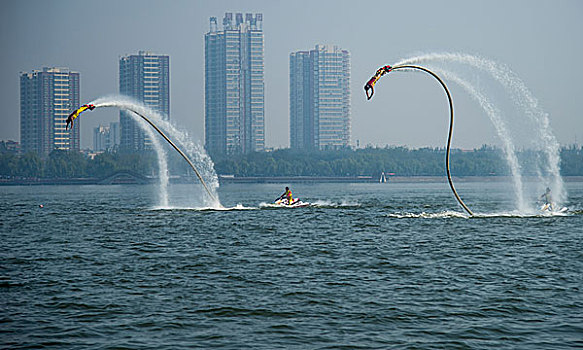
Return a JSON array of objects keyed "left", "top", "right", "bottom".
[
  {"left": 129, "top": 111, "right": 170, "bottom": 208},
  {"left": 90, "top": 95, "right": 221, "bottom": 208},
  {"left": 427, "top": 68, "right": 528, "bottom": 212},
  {"left": 397, "top": 53, "right": 566, "bottom": 208}
]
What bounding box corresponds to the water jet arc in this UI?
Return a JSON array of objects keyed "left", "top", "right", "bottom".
[
  {"left": 365, "top": 64, "right": 474, "bottom": 216},
  {"left": 128, "top": 109, "right": 220, "bottom": 205}
]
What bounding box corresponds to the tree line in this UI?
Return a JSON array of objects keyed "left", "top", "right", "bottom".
[
  {"left": 212, "top": 145, "right": 583, "bottom": 177},
  {"left": 0, "top": 145, "right": 582, "bottom": 179},
  {"left": 0, "top": 150, "right": 158, "bottom": 179}
]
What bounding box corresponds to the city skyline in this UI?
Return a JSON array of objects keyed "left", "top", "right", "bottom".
[{"left": 1, "top": 0, "right": 582, "bottom": 151}]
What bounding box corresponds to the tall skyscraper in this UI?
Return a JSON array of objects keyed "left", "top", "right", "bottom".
[
  {"left": 205, "top": 12, "right": 265, "bottom": 155},
  {"left": 290, "top": 45, "right": 351, "bottom": 150},
  {"left": 119, "top": 51, "right": 169, "bottom": 151},
  {"left": 20, "top": 67, "right": 80, "bottom": 156}
]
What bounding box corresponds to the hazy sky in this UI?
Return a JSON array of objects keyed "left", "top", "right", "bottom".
[{"left": 1, "top": 0, "right": 582, "bottom": 150}]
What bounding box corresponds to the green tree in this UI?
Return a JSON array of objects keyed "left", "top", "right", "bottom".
[
  {"left": 0, "top": 153, "right": 19, "bottom": 177},
  {"left": 17, "top": 152, "right": 42, "bottom": 177},
  {"left": 87, "top": 152, "right": 118, "bottom": 178},
  {"left": 43, "top": 150, "right": 86, "bottom": 178}
]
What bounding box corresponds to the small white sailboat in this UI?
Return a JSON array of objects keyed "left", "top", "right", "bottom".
[{"left": 380, "top": 172, "right": 387, "bottom": 183}]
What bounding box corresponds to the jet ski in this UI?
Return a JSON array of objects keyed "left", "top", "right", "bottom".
[
  {"left": 273, "top": 198, "right": 310, "bottom": 208},
  {"left": 540, "top": 203, "right": 568, "bottom": 214}
]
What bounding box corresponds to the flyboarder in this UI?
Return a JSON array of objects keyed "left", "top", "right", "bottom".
[
  {"left": 66, "top": 104, "right": 95, "bottom": 130},
  {"left": 540, "top": 187, "right": 553, "bottom": 211}
]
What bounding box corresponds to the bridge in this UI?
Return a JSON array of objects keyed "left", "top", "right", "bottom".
[{"left": 98, "top": 171, "right": 153, "bottom": 185}]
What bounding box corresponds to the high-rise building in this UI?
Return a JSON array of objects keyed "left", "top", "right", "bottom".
[
  {"left": 119, "top": 51, "right": 169, "bottom": 151},
  {"left": 20, "top": 67, "right": 80, "bottom": 156},
  {"left": 93, "top": 125, "right": 109, "bottom": 152},
  {"left": 205, "top": 12, "right": 265, "bottom": 155},
  {"left": 290, "top": 45, "right": 350, "bottom": 150},
  {"left": 93, "top": 122, "right": 120, "bottom": 152}
]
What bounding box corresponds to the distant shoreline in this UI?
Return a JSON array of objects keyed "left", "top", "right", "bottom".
[
  {"left": 217, "top": 175, "right": 583, "bottom": 184},
  {"left": 1, "top": 175, "right": 582, "bottom": 186}
]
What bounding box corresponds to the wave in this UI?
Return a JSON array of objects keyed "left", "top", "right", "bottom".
[
  {"left": 150, "top": 204, "right": 256, "bottom": 211},
  {"left": 387, "top": 211, "right": 469, "bottom": 219},
  {"left": 258, "top": 202, "right": 300, "bottom": 209},
  {"left": 311, "top": 199, "right": 361, "bottom": 208},
  {"left": 257, "top": 199, "right": 361, "bottom": 209},
  {"left": 149, "top": 204, "right": 575, "bottom": 217},
  {"left": 473, "top": 210, "right": 570, "bottom": 218},
  {"left": 387, "top": 209, "right": 571, "bottom": 219}
]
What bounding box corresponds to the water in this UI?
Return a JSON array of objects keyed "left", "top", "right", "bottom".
[
  {"left": 395, "top": 53, "right": 566, "bottom": 208},
  {"left": 2, "top": 182, "right": 582, "bottom": 349}
]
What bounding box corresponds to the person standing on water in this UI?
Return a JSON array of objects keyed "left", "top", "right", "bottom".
[{"left": 540, "top": 187, "right": 553, "bottom": 210}]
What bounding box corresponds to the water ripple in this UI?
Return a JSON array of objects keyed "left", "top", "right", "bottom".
[{"left": 1, "top": 183, "right": 582, "bottom": 349}]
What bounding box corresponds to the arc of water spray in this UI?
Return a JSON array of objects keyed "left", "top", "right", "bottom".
[
  {"left": 396, "top": 53, "right": 566, "bottom": 205},
  {"left": 365, "top": 64, "right": 474, "bottom": 216},
  {"left": 428, "top": 67, "right": 528, "bottom": 212},
  {"left": 130, "top": 111, "right": 169, "bottom": 207},
  {"left": 91, "top": 101, "right": 221, "bottom": 207},
  {"left": 128, "top": 109, "right": 218, "bottom": 204}
]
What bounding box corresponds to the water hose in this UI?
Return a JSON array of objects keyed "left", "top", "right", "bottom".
[
  {"left": 128, "top": 109, "right": 220, "bottom": 206},
  {"left": 365, "top": 64, "right": 474, "bottom": 216}
]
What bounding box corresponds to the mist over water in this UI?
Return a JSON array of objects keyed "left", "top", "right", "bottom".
[
  {"left": 396, "top": 53, "right": 566, "bottom": 211},
  {"left": 91, "top": 95, "right": 221, "bottom": 208}
]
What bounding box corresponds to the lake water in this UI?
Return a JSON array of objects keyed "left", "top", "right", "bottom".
[{"left": 1, "top": 181, "right": 582, "bottom": 349}]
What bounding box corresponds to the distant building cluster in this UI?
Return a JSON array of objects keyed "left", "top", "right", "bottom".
[
  {"left": 19, "top": 51, "right": 169, "bottom": 156},
  {"left": 93, "top": 122, "right": 120, "bottom": 152},
  {"left": 17, "top": 12, "right": 351, "bottom": 157}
]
